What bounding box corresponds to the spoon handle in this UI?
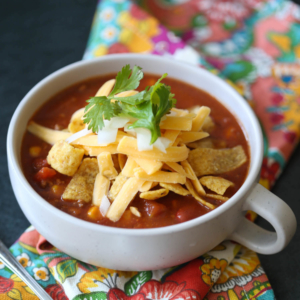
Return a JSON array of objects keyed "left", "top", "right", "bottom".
[{"left": 0, "top": 239, "right": 53, "bottom": 300}]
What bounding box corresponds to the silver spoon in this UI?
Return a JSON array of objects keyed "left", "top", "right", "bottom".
[{"left": 0, "top": 238, "right": 53, "bottom": 300}]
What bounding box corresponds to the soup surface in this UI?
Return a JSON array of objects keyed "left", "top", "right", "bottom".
[{"left": 21, "top": 74, "right": 249, "bottom": 228}]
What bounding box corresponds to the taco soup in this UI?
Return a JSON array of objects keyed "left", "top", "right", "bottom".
[{"left": 21, "top": 65, "right": 249, "bottom": 229}]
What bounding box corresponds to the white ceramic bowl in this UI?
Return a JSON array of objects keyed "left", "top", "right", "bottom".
[{"left": 7, "top": 54, "right": 297, "bottom": 270}]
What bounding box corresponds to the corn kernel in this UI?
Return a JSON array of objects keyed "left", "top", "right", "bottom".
[
  {"left": 87, "top": 206, "right": 100, "bottom": 220},
  {"left": 29, "top": 146, "right": 41, "bottom": 157},
  {"left": 52, "top": 185, "right": 64, "bottom": 197}
]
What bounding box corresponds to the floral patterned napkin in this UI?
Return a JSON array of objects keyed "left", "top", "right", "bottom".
[{"left": 1, "top": 0, "right": 300, "bottom": 299}]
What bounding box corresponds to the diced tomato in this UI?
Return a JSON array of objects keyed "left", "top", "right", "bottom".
[
  {"left": 176, "top": 206, "right": 199, "bottom": 223},
  {"left": 34, "top": 167, "right": 56, "bottom": 181},
  {"left": 145, "top": 202, "right": 167, "bottom": 217},
  {"left": 33, "top": 158, "right": 49, "bottom": 170}
]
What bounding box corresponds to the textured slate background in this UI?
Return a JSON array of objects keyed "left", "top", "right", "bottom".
[{"left": 1, "top": 0, "right": 299, "bottom": 298}]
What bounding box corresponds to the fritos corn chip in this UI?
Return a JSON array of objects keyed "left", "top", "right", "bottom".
[
  {"left": 140, "top": 188, "right": 169, "bottom": 200},
  {"left": 62, "top": 158, "right": 99, "bottom": 202},
  {"left": 159, "top": 182, "right": 190, "bottom": 196},
  {"left": 188, "top": 146, "right": 247, "bottom": 177},
  {"left": 200, "top": 176, "right": 234, "bottom": 195}
]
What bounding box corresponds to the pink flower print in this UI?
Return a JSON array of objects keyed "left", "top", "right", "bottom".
[
  {"left": 108, "top": 289, "right": 145, "bottom": 300},
  {"left": 197, "top": 0, "right": 262, "bottom": 22},
  {"left": 152, "top": 26, "right": 185, "bottom": 55},
  {"left": 46, "top": 284, "right": 68, "bottom": 300},
  {"left": 271, "top": 93, "right": 284, "bottom": 106},
  {"left": 107, "top": 281, "right": 200, "bottom": 300},
  {"left": 108, "top": 43, "right": 130, "bottom": 54},
  {"left": 270, "top": 112, "right": 284, "bottom": 124},
  {"left": 130, "top": 4, "right": 149, "bottom": 20},
  {"left": 284, "top": 131, "right": 297, "bottom": 144},
  {"left": 139, "top": 280, "right": 201, "bottom": 300}
]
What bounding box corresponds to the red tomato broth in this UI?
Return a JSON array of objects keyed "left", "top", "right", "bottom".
[{"left": 21, "top": 74, "right": 249, "bottom": 228}]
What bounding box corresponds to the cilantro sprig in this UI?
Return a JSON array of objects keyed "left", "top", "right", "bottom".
[{"left": 83, "top": 65, "right": 176, "bottom": 144}]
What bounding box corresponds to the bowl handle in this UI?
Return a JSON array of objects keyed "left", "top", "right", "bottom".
[{"left": 228, "top": 183, "right": 297, "bottom": 254}]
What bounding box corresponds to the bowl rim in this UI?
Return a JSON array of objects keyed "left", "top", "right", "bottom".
[{"left": 7, "top": 53, "right": 263, "bottom": 236}]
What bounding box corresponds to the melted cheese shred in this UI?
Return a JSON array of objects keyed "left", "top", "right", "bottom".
[
  {"left": 29, "top": 78, "right": 242, "bottom": 222},
  {"left": 106, "top": 177, "right": 145, "bottom": 222},
  {"left": 117, "top": 137, "right": 189, "bottom": 162},
  {"left": 27, "top": 122, "right": 72, "bottom": 145}
]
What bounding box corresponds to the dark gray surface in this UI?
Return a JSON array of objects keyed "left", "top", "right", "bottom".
[{"left": 1, "top": 0, "right": 299, "bottom": 298}]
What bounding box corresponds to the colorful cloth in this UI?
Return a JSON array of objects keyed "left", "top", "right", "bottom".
[
  {"left": 0, "top": 228, "right": 272, "bottom": 300},
  {"left": 2, "top": 0, "right": 300, "bottom": 299}
]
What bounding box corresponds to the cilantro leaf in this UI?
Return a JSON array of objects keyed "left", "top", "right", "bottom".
[
  {"left": 127, "top": 101, "right": 159, "bottom": 144},
  {"left": 155, "top": 85, "right": 174, "bottom": 119},
  {"left": 109, "top": 65, "right": 143, "bottom": 96},
  {"left": 147, "top": 73, "right": 167, "bottom": 105},
  {"left": 83, "top": 97, "right": 121, "bottom": 132},
  {"left": 113, "top": 91, "right": 147, "bottom": 105},
  {"left": 128, "top": 85, "right": 174, "bottom": 144},
  {"left": 83, "top": 65, "right": 177, "bottom": 144}
]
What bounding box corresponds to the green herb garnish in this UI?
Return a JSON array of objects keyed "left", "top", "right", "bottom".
[{"left": 83, "top": 65, "right": 176, "bottom": 144}]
